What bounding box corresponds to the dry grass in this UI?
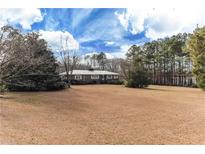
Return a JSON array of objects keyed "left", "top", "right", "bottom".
[{"left": 0, "top": 85, "right": 205, "bottom": 144}]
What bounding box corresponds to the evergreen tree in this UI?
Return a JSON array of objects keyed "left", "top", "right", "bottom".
[
  {"left": 125, "top": 45, "right": 151, "bottom": 88},
  {"left": 186, "top": 26, "right": 205, "bottom": 90},
  {"left": 123, "top": 33, "right": 193, "bottom": 87}
]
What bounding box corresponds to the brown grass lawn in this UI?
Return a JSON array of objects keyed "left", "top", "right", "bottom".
[{"left": 0, "top": 85, "right": 205, "bottom": 144}]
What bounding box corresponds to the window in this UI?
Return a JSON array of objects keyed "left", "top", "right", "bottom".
[
  {"left": 91, "top": 75, "right": 99, "bottom": 79},
  {"left": 106, "top": 75, "right": 112, "bottom": 79},
  {"left": 113, "top": 75, "right": 119, "bottom": 79},
  {"left": 75, "top": 75, "right": 82, "bottom": 80}
]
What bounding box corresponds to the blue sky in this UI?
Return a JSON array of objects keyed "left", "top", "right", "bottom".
[
  {"left": 0, "top": 8, "right": 205, "bottom": 58},
  {"left": 32, "top": 8, "right": 149, "bottom": 57}
]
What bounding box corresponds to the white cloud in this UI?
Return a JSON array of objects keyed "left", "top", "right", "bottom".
[
  {"left": 0, "top": 8, "right": 43, "bottom": 29},
  {"left": 106, "top": 44, "right": 131, "bottom": 59},
  {"left": 84, "top": 51, "right": 98, "bottom": 57},
  {"left": 39, "top": 30, "right": 79, "bottom": 51},
  {"left": 116, "top": 8, "right": 205, "bottom": 40},
  {"left": 110, "top": 52, "right": 125, "bottom": 59},
  {"left": 83, "top": 45, "right": 131, "bottom": 59},
  {"left": 115, "top": 9, "right": 148, "bottom": 34},
  {"left": 105, "top": 53, "right": 114, "bottom": 59},
  {"left": 105, "top": 41, "right": 115, "bottom": 46},
  {"left": 120, "top": 44, "right": 131, "bottom": 53},
  {"left": 82, "top": 44, "right": 132, "bottom": 60}
]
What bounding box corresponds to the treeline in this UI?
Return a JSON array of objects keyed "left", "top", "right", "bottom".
[
  {"left": 0, "top": 26, "right": 66, "bottom": 91},
  {"left": 124, "top": 26, "right": 205, "bottom": 90},
  {"left": 58, "top": 52, "right": 123, "bottom": 73},
  {"left": 1, "top": 25, "right": 204, "bottom": 91},
  {"left": 126, "top": 33, "right": 193, "bottom": 87},
  {"left": 83, "top": 52, "right": 122, "bottom": 72}
]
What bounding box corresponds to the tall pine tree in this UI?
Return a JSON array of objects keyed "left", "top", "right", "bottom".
[{"left": 186, "top": 26, "right": 205, "bottom": 90}]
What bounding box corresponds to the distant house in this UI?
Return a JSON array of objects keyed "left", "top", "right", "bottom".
[{"left": 60, "top": 69, "right": 120, "bottom": 84}]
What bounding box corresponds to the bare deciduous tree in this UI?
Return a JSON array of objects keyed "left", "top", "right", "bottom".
[{"left": 58, "top": 35, "right": 79, "bottom": 87}]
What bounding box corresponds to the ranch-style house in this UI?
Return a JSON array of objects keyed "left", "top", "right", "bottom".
[{"left": 60, "top": 69, "right": 120, "bottom": 84}]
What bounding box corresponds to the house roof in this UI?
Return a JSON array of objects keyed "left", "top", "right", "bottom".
[{"left": 60, "top": 70, "right": 119, "bottom": 75}]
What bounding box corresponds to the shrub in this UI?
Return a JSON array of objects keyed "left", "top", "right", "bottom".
[
  {"left": 125, "top": 70, "right": 151, "bottom": 88},
  {"left": 0, "top": 84, "right": 7, "bottom": 95},
  {"left": 6, "top": 74, "right": 66, "bottom": 91}
]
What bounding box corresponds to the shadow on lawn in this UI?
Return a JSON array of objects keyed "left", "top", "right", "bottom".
[
  {"left": 144, "top": 87, "right": 170, "bottom": 92},
  {"left": 0, "top": 95, "right": 15, "bottom": 100}
]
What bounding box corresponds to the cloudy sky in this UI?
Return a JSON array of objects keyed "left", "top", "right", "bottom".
[{"left": 0, "top": 8, "right": 205, "bottom": 58}]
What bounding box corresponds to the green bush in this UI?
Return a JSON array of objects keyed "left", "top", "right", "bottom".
[
  {"left": 197, "top": 76, "right": 205, "bottom": 90},
  {"left": 0, "top": 84, "right": 7, "bottom": 95},
  {"left": 6, "top": 74, "right": 66, "bottom": 91},
  {"left": 125, "top": 70, "right": 151, "bottom": 88}
]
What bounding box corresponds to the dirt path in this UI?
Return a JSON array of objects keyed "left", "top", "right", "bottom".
[{"left": 0, "top": 85, "right": 205, "bottom": 144}]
